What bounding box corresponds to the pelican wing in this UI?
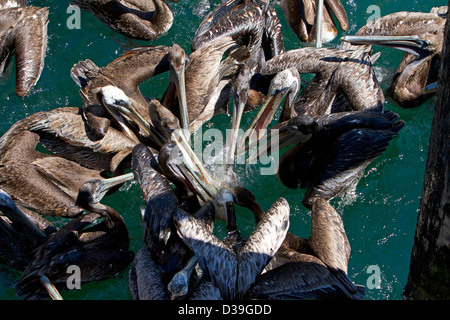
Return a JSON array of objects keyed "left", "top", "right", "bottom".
[
  {"left": 248, "top": 254, "right": 363, "bottom": 300},
  {"left": 261, "top": 48, "right": 350, "bottom": 76},
  {"left": 192, "top": 0, "right": 264, "bottom": 52},
  {"left": 237, "top": 198, "right": 290, "bottom": 297},
  {"left": 304, "top": 125, "right": 404, "bottom": 206},
  {"left": 174, "top": 208, "right": 237, "bottom": 299},
  {"left": 12, "top": 6, "right": 49, "bottom": 96},
  {"left": 129, "top": 247, "right": 169, "bottom": 300}
]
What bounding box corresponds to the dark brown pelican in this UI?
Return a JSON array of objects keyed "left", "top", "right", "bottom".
[
  {"left": 128, "top": 246, "right": 170, "bottom": 300},
  {"left": 248, "top": 197, "right": 365, "bottom": 300},
  {"left": 70, "top": 0, "right": 177, "bottom": 41},
  {"left": 70, "top": 45, "right": 171, "bottom": 139},
  {"left": 0, "top": 2, "right": 48, "bottom": 96},
  {"left": 341, "top": 7, "right": 447, "bottom": 108},
  {"left": 275, "top": 110, "right": 404, "bottom": 208},
  {"left": 131, "top": 143, "right": 221, "bottom": 300},
  {"left": 0, "top": 189, "right": 53, "bottom": 271},
  {"left": 0, "top": 108, "right": 135, "bottom": 217},
  {"left": 15, "top": 179, "right": 134, "bottom": 300},
  {"left": 174, "top": 197, "right": 290, "bottom": 299},
  {"left": 279, "top": 0, "right": 349, "bottom": 44},
  {"left": 192, "top": 0, "right": 285, "bottom": 75}
]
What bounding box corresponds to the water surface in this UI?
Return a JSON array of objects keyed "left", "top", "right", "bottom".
[{"left": 0, "top": 0, "right": 447, "bottom": 300}]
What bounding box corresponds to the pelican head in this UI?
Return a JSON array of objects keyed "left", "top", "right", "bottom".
[
  {"left": 214, "top": 188, "right": 236, "bottom": 229},
  {"left": 100, "top": 85, "right": 131, "bottom": 109},
  {"left": 76, "top": 173, "right": 134, "bottom": 209},
  {"left": 167, "top": 269, "right": 190, "bottom": 300},
  {"left": 341, "top": 34, "right": 442, "bottom": 58},
  {"left": 168, "top": 44, "right": 190, "bottom": 139},
  {"left": 238, "top": 68, "right": 300, "bottom": 155}
]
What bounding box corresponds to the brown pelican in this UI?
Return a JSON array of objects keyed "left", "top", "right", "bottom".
[
  {"left": 162, "top": 37, "right": 250, "bottom": 134},
  {"left": 191, "top": 0, "right": 285, "bottom": 75},
  {"left": 260, "top": 47, "right": 384, "bottom": 119},
  {"left": 0, "top": 189, "right": 53, "bottom": 271},
  {"left": 128, "top": 246, "right": 170, "bottom": 300},
  {"left": 24, "top": 107, "right": 137, "bottom": 173},
  {"left": 15, "top": 179, "right": 134, "bottom": 300},
  {"left": 0, "top": 108, "right": 135, "bottom": 217},
  {"left": 174, "top": 197, "right": 290, "bottom": 299},
  {"left": 247, "top": 197, "right": 365, "bottom": 300},
  {"left": 70, "top": 45, "right": 171, "bottom": 139},
  {"left": 70, "top": 0, "right": 177, "bottom": 41},
  {"left": 341, "top": 7, "right": 446, "bottom": 108},
  {"left": 0, "top": 2, "right": 48, "bottom": 96},
  {"left": 279, "top": 0, "right": 349, "bottom": 44},
  {"left": 131, "top": 143, "right": 222, "bottom": 299},
  {"left": 275, "top": 110, "right": 404, "bottom": 208}
]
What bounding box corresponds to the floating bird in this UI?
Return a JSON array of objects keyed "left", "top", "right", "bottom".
[
  {"left": 15, "top": 178, "right": 134, "bottom": 300},
  {"left": 192, "top": 0, "right": 285, "bottom": 75},
  {"left": 248, "top": 197, "right": 365, "bottom": 300},
  {"left": 341, "top": 7, "right": 446, "bottom": 108},
  {"left": 174, "top": 197, "right": 290, "bottom": 299},
  {"left": 0, "top": 189, "right": 53, "bottom": 271},
  {"left": 162, "top": 37, "right": 250, "bottom": 134},
  {"left": 275, "top": 110, "right": 404, "bottom": 208},
  {"left": 131, "top": 143, "right": 223, "bottom": 299},
  {"left": 24, "top": 107, "right": 137, "bottom": 173},
  {"left": 279, "top": 0, "right": 349, "bottom": 44},
  {"left": 70, "top": 0, "right": 177, "bottom": 41},
  {"left": 70, "top": 45, "right": 172, "bottom": 139},
  {"left": 0, "top": 2, "right": 49, "bottom": 96},
  {"left": 0, "top": 108, "right": 135, "bottom": 217},
  {"left": 259, "top": 47, "right": 383, "bottom": 121}
]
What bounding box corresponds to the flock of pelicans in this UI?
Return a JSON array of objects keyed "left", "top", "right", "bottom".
[{"left": 0, "top": 0, "right": 446, "bottom": 300}]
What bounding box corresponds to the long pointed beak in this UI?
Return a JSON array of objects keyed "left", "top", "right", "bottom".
[
  {"left": 110, "top": 101, "right": 168, "bottom": 147},
  {"left": 0, "top": 190, "right": 48, "bottom": 241},
  {"left": 247, "top": 124, "right": 313, "bottom": 163},
  {"left": 96, "top": 172, "right": 135, "bottom": 199},
  {"left": 40, "top": 276, "right": 63, "bottom": 300},
  {"left": 172, "top": 64, "right": 190, "bottom": 142},
  {"left": 237, "top": 90, "right": 288, "bottom": 156},
  {"left": 171, "top": 129, "right": 215, "bottom": 187},
  {"left": 101, "top": 103, "right": 138, "bottom": 142},
  {"left": 228, "top": 97, "right": 246, "bottom": 165},
  {"left": 423, "top": 82, "right": 437, "bottom": 93},
  {"left": 341, "top": 35, "right": 431, "bottom": 57}
]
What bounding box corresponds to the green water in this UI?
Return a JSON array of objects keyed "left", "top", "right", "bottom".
[{"left": 0, "top": 0, "right": 447, "bottom": 300}]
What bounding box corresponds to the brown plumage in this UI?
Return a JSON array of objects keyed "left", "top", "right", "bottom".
[
  {"left": 163, "top": 37, "right": 250, "bottom": 133},
  {"left": 248, "top": 198, "right": 364, "bottom": 300},
  {"left": 261, "top": 47, "right": 384, "bottom": 119},
  {"left": 0, "top": 4, "right": 49, "bottom": 96},
  {"left": 0, "top": 107, "right": 135, "bottom": 218},
  {"left": 15, "top": 198, "right": 133, "bottom": 299},
  {"left": 0, "top": 189, "right": 54, "bottom": 271},
  {"left": 70, "top": 0, "right": 176, "bottom": 41},
  {"left": 280, "top": 0, "right": 348, "bottom": 43},
  {"left": 341, "top": 7, "right": 447, "bottom": 107},
  {"left": 71, "top": 45, "right": 172, "bottom": 139},
  {"left": 192, "top": 0, "right": 285, "bottom": 75}
]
